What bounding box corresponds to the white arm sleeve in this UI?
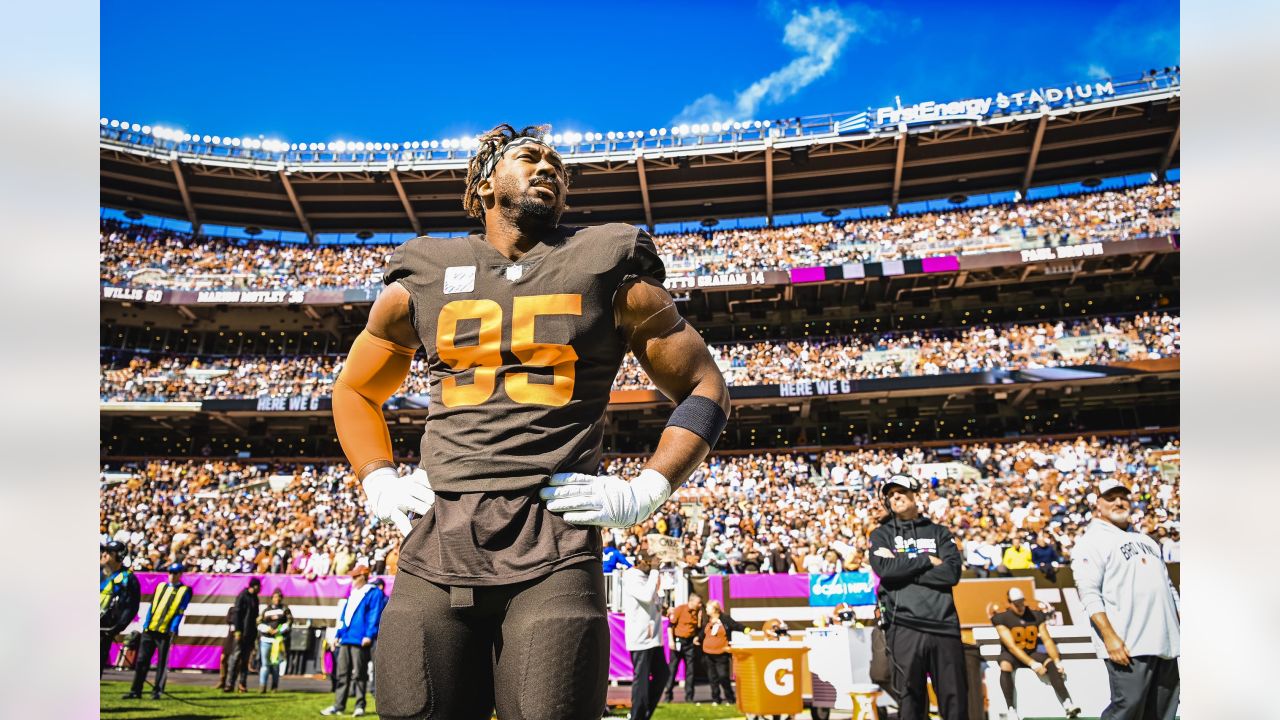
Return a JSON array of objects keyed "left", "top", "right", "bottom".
[{"left": 1071, "top": 535, "right": 1107, "bottom": 617}]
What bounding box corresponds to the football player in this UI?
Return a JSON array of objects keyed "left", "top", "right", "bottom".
[
  {"left": 332, "top": 123, "right": 730, "bottom": 720},
  {"left": 991, "top": 587, "right": 1080, "bottom": 719}
]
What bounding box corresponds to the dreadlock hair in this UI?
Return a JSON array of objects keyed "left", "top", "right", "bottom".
[{"left": 462, "top": 123, "right": 556, "bottom": 220}]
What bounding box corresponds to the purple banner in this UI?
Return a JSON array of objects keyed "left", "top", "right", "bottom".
[
  {"left": 789, "top": 266, "right": 826, "bottom": 283},
  {"left": 727, "top": 573, "right": 812, "bottom": 599},
  {"left": 110, "top": 573, "right": 398, "bottom": 671},
  {"left": 922, "top": 255, "right": 960, "bottom": 273},
  {"left": 706, "top": 575, "right": 726, "bottom": 607},
  {"left": 109, "top": 574, "right": 680, "bottom": 679},
  {"left": 608, "top": 614, "right": 680, "bottom": 682},
  {"left": 132, "top": 572, "right": 397, "bottom": 598}
]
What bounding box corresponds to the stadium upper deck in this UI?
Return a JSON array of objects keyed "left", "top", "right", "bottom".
[
  {"left": 100, "top": 70, "right": 1180, "bottom": 234},
  {"left": 99, "top": 181, "right": 1178, "bottom": 291}
]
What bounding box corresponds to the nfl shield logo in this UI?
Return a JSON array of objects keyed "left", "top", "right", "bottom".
[{"left": 504, "top": 265, "right": 524, "bottom": 282}]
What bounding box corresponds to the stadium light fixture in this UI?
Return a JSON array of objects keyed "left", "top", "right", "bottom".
[
  {"left": 649, "top": 128, "right": 657, "bottom": 136},
  {"left": 109, "top": 119, "right": 119, "bottom": 128},
  {"left": 100, "top": 117, "right": 108, "bottom": 125},
  {"left": 658, "top": 128, "right": 666, "bottom": 136},
  {"left": 211, "top": 137, "right": 221, "bottom": 145},
  {"left": 131, "top": 123, "right": 141, "bottom": 132},
  {"left": 430, "top": 140, "right": 439, "bottom": 149},
  {"left": 142, "top": 125, "right": 152, "bottom": 134},
  {"left": 606, "top": 132, "right": 616, "bottom": 140}
]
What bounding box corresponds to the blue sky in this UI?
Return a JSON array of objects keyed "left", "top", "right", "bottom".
[{"left": 102, "top": 0, "right": 1178, "bottom": 145}]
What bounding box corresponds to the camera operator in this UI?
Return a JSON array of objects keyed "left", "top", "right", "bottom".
[
  {"left": 869, "top": 475, "right": 966, "bottom": 720},
  {"left": 100, "top": 541, "right": 140, "bottom": 676}
]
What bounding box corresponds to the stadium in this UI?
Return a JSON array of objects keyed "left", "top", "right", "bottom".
[{"left": 100, "top": 48, "right": 1181, "bottom": 720}]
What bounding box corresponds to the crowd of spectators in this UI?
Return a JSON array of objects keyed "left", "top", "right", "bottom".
[
  {"left": 101, "top": 312, "right": 1179, "bottom": 401},
  {"left": 100, "top": 460, "right": 405, "bottom": 577},
  {"left": 100, "top": 436, "right": 1180, "bottom": 578},
  {"left": 100, "top": 355, "right": 432, "bottom": 402},
  {"left": 100, "top": 182, "right": 1179, "bottom": 291},
  {"left": 660, "top": 182, "right": 1178, "bottom": 274},
  {"left": 601, "top": 436, "right": 1181, "bottom": 577},
  {"left": 618, "top": 312, "right": 1179, "bottom": 390},
  {"left": 100, "top": 224, "right": 391, "bottom": 291}
]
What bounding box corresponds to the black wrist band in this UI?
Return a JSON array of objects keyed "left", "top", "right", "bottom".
[{"left": 665, "top": 394, "right": 727, "bottom": 448}]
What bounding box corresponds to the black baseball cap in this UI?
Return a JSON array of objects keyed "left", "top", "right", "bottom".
[
  {"left": 881, "top": 475, "right": 921, "bottom": 495},
  {"left": 101, "top": 540, "right": 126, "bottom": 556}
]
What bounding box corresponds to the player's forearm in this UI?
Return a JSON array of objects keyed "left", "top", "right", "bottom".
[
  {"left": 332, "top": 330, "right": 415, "bottom": 478},
  {"left": 643, "top": 426, "right": 712, "bottom": 490},
  {"left": 644, "top": 379, "right": 729, "bottom": 489},
  {"left": 333, "top": 380, "right": 396, "bottom": 479},
  {"left": 1010, "top": 645, "right": 1037, "bottom": 666},
  {"left": 1089, "top": 611, "right": 1122, "bottom": 645}
]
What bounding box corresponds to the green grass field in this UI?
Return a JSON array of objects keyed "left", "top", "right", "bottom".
[{"left": 99, "top": 682, "right": 747, "bottom": 719}]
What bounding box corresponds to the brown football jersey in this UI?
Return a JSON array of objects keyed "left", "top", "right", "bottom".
[{"left": 382, "top": 223, "right": 665, "bottom": 585}]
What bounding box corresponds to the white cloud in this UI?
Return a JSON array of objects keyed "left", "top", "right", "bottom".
[
  {"left": 1086, "top": 64, "right": 1111, "bottom": 80},
  {"left": 673, "top": 4, "right": 858, "bottom": 126}
]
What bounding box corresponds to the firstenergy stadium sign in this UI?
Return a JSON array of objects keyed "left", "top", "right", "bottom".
[{"left": 836, "top": 80, "right": 1118, "bottom": 133}]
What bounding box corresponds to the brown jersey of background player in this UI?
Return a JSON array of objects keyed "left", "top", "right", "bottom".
[{"left": 991, "top": 587, "right": 1080, "bottom": 718}]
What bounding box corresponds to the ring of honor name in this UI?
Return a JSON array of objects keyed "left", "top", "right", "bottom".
[
  {"left": 894, "top": 536, "right": 938, "bottom": 556},
  {"left": 1118, "top": 540, "right": 1161, "bottom": 563}
]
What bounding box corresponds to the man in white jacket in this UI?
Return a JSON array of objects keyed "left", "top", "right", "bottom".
[
  {"left": 1071, "top": 479, "right": 1179, "bottom": 720},
  {"left": 622, "top": 543, "right": 669, "bottom": 720}
]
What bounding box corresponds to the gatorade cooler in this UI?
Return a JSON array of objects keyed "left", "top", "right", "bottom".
[{"left": 730, "top": 641, "right": 809, "bottom": 717}]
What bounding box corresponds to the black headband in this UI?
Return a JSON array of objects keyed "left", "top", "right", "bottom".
[{"left": 477, "top": 135, "right": 555, "bottom": 182}]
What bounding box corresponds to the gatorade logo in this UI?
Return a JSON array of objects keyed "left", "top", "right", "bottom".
[{"left": 763, "top": 658, "right": 795, "bottom": 695}]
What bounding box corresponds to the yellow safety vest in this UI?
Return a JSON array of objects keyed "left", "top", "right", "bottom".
[
  {"left": 100, "top": 570, "right": 131, "bottom": 612},
  {"left": 145, "top": 582, "right": 191, "bottom": 632}
]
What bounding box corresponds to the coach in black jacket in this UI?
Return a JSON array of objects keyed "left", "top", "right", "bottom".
[
  {"left": 868, "top": 475, "right": 966, "bottom": 720},
  {"left": 222, "top": 578, "right": 261, "bottom": 692}
]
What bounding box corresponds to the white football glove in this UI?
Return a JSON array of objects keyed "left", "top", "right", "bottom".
[
  {"left": 539, "top": 469, "right": 672, "bottom": 528},
  {"left": 361, "top": 466, "right": 434, "bottom": 535}
]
